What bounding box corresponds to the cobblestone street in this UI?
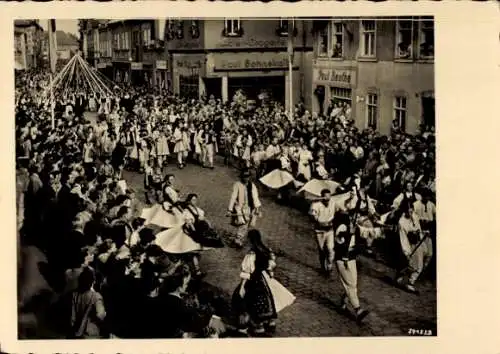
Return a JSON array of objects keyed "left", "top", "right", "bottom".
[{"left": 122, "top": 158, "right": 437, "bottom": 337}]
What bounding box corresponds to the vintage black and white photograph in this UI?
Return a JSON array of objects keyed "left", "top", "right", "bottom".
[{"left": 15, "top": 17, "right": 436, "bottom": 339}]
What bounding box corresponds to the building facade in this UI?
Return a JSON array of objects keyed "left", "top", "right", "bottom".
[
  {"left": 311, "top": 17, "right": 435, "bottom": 135},
  {"left": 14, "top": 20, "right": 43, "bottom": 70},
  {"left": 80, "top": 20, "right": 168, "bottom": 88},
  {"left": 166, "top": 19, "right": 313, "bottom": 108}
]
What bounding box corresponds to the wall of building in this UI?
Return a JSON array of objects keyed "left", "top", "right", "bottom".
[
  {"left": 165, "top": 20, "right": 204, "bottom": 52},
  {"left": 14, "top": 23, "right": 42, "bottom": 70},
  {"left": 311, "top": 19, "right": 435, "bottom": 135},
  {"left": 203, "top": 19, "right": 312, "bottom": 51},
  {"left": 355, "top": 61, "right": 434, "bottom": 135}
]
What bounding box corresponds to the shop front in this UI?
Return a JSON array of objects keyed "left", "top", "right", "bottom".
[
  {"left": 312, "top": 63, "right": 357, "bottom": 119},
  {"left": 113, "top": 61, "right": 131, "bottom": 84},
  {"left": 172, "top": 54, "right": 205, "bottom": 99},
  {"left": 206, "top": 52, "right": 300, "bottom": 108},
  {"left": 130, "top": 62, "right": 144, "bottom": 86},
  {"left": 142, "top": 63, "right": 154, "bottom": 87}
]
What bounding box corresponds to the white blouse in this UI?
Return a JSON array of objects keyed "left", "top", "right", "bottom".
[{"left": 240, "top": 251, "right": 256, "bottom": 280}]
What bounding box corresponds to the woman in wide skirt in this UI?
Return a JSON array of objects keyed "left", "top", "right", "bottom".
[{"left": 232, "top": 229, "right": 295, "bottom": 336}]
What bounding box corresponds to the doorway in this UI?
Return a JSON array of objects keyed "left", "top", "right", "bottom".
[{"left": 421, "top": 94, "right": 435, "bottom": 129}]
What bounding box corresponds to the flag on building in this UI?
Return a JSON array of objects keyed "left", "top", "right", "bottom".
[{"left": 47, "top": 19, "right": 58, "bottom": 73}]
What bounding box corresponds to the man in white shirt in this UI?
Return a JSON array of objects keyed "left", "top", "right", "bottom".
[
  {"left": 413, "top": 190, "right": 436, "bottom": 228},
  {"left": 309, "top": 189, "right": 339, "bottom": 274},
  {"left": 227, "top": 169, "right": 262, "bottom": 247},
  {"left": 397, "top": 202, "right": 433, "bottom": 293}
]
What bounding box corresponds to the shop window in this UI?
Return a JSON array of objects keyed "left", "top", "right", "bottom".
[
  {"left": 360, "top": 20, "right": 376, "bottom": 58},
  {"left": 395, "top": 18, "right": 414, "bottom": 59},
  {"left": 393, "top": 95, "right": 407, "bottom": 132},
  {"left": 224, "top": 19, "right": 242, "bottom": 37},
  {"left": 179, "top": 74, "right": 199, "bottom": 98},
  {"left": 418, "top": 18, "right": 434, "bottom": 59},
  {"left": 330, "top": 87, "right": 352, "bottom": 105},
  {"left": 366, "top": 93, "right": 378, "bottom": 129}
]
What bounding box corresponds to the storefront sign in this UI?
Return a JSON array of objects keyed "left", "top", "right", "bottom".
[
  {"left": 313, "top": 68, "right": 355, "bottom": 86},
  {"left": 211, "top": 52, "right": 297, "bottom": 72},
  {"left": 131, "top": 62, "right": 143, "bottom": 70},
  {"left": 217, "top": 38, "right": 287, "bottom": 49},
  {"left": 156, "top": 60, "right": 167, "bottom": 70},
  {"left": 99, "top": 57, "right": 112, "bottom": 65},
  {"left": 175, "top": 58, "right": 203, "bottom": 69}
]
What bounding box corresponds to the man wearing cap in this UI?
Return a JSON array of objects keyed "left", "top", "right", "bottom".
[
  {"left": 227, "top": 169, "right": 261, "bottom": 247},
  {"left": 309, "top": 188, "right": 339, "bottom": 275}
]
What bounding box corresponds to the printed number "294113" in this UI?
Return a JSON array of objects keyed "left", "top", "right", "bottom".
[{"left": 408, "top": 328, "right": 433, "bottom": 336}]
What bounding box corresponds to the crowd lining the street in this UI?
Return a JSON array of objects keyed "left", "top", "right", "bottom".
[{"left": 16, "top": 67, "right": 436, "bottom": 339}]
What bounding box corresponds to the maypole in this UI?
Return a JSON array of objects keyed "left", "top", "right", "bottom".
[
  {"left": 50, "top": 75, "right": 55, "bottom": 129},
  {"left": 287, "top": 18, "right": 295, "bottom": 122},
  {"left": 47, "top": 19, "right": 58, "bottom": 129}
]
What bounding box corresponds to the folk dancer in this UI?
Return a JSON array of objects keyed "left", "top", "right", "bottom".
[
  {"left": 156, "top": 130, "right": 170, "bottom": 168},
  {"left": 232, "top": 229, "right": 278, "bottom": 336},
  {"left": 334, "top": 221, "right": 370, "bottom": 322},
  {"left": 202, "top": 127, "right": 217, "bottom": 169},
  {"left": 227, "top": 169, "right": 262, "bottom": 248},
  {"left": 173, "top": 124, "right": 185, "bottom": 169},
  {"left": 396, "top": 202, "right": 433, "bottom": 293},
  {"left": 163, "top": 174, "right": 180, "bottom": 210},
  {"left": 309, "top": 188, "right": 338, "bottom": 275}
]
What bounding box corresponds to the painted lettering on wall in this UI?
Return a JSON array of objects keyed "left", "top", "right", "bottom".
[
  {"left": 168, "top": 41, "right": 202, "bottom": 50},
  {"left": 175, "top": 59, "right": 203, "bottom": 69},
  {"left": 314, "top": 68, "right": 354, "bottom": 85},
  {"left": 217, "top": 37, "right": 287, "bottom": 49},
  {"left": 217, "top": 58, "right": 289, "bottom": 71}
]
